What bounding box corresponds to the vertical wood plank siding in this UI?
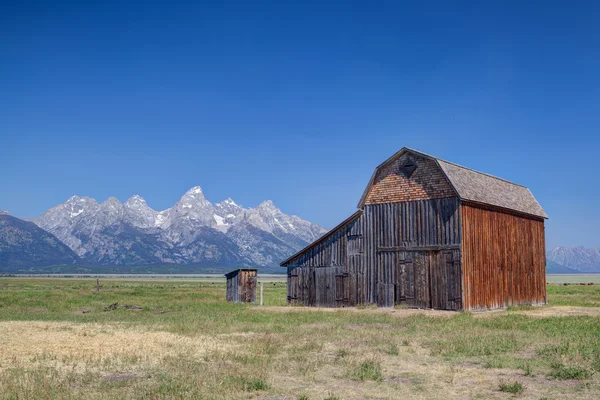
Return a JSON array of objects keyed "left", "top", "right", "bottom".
[
  {"left": 461, "top": 204, "right": 547, "bottom": 311},
  {"left": 226, "top": 269, "right": 257, "bottom": 303},
  {"left": 285, "top": 198, "right": 462, "bottom": 309}
]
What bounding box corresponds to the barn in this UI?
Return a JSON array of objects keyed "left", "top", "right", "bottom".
[{"left": 280, "top": 147, "right": 548, "bottom": 311}]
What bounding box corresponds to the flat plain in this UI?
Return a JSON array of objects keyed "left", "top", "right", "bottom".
[
  {"left": 0, "top": 278, "right": 599, "bottom": 399},
  {"left": 546, "top": 274, "right": 600, "bottom": 284}
]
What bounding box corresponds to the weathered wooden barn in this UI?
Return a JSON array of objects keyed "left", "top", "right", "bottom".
[
  {"left": 225, "top": 269, "right": 257, "bottom": 303},
  {"left": 281, "top": 148, "right": 548, "bottom": 311}
]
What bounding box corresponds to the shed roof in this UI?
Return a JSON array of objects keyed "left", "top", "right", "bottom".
[
  {"left": 224, "top": 268, "right": 258, "bottom": 279},
  {"left": 358, "top": 147, "right": 547, "bottom": 219}
]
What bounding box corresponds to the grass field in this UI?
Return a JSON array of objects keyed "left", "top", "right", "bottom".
[{"left": 0, "top": 278, "right": 599, "bottom": 399}]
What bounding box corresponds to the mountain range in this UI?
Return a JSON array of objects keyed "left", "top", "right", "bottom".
[
  {"left": 546, "top": 247, "right": 600, "bottom": 273},
  {"left": 0, "top": 187, "right": 327, "bottom": 273}
]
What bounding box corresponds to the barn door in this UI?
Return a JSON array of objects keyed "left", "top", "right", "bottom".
[
  {"left": 429, "top": 251, "right": 444, "bottom": 309},
  {"left": 445, "top": 251, "right": 462, "bottom": 310},
  {"left": 287, "top": 268, "right": 299, "bottom": 304},
  {"left": 413, "top": 252, "right": 431, "bottom": 308},
  {"left": 395, "top": 253, "right": 414, "bottom": 306},
  {"left": 315, "top": 267, "right": 336, "bottom": 307},
  {"left": 335, "top": 271, "right": 350, "bottom": 307}
]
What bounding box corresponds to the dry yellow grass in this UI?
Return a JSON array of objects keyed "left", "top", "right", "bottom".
[{"left": 0, "top": 321, "right": 230, "bottom": 373}]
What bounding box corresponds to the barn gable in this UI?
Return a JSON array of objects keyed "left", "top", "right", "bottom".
[{"left": 359, "top": 150, "right": 456, "bottom": 206}]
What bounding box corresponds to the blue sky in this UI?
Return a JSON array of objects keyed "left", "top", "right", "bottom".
[{"left": 1, "top": 1, "right": 599, "bottom": 249}]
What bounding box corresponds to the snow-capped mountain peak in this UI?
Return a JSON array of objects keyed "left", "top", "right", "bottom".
[
  {"left": 258, "top": 200, "right": 277, "bottom": 210},
  {"left": 102, "top": 197, "right": 122, "bottom": 208},
  {"left": 181, "top": 186, "right": 205, "bottom": 199},
  {"left": 124, "top": 195, "right": 147, "bottom": 207},
  {"left": 33, "top": 186, "right": 327, "bottom": 268}
]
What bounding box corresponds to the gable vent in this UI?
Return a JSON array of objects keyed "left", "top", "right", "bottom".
[{"left": 399, "top": 158, "right": 417, "bottom": 178}]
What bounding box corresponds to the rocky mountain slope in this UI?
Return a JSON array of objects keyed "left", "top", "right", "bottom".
[
  {"left": 33, "top": 187, "right": 327, "bottom": 269},
  {"left": 547, "top": 247, "right": 600, "bottom": 273},
  {"left": 546, "top": 259, "right": 580, "bottom": 274},
  {"left": 0, "top": 213, "right": 80, "bottom": 270}
]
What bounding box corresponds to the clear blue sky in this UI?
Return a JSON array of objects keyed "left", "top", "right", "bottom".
[{"left": 1, "top": 1, "right": 599, "bottom": 249}]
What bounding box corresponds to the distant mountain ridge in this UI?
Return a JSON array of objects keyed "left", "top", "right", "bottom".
[
  {"left": 546, "top": 260, "right": 580, "bottom": 274},
  {"left": 0, "top": 214, "right": 80, "bottom": 270},
  {"left": 31, "top": 187, "right": 327, "bottom": 270},
  {"left": 547, "top": 247, "right": 600, "bottom": 273}
]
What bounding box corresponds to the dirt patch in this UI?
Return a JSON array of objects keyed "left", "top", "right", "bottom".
[
  {"left": 513, "top": 306, "right": 600, "bottom": 318},
  {"left": 302, "top": 322, "right": 332, "bottom": 329},
  {"left": 259, "top": 305, "right": 600, "bottom": 320},
  {"left": 515, "top": 348, "right": 537, "bottom": 359},
  {"left": 105, "top": 372, "right": 139, "bottom": 382},
  {"left": 258, "top": 306, "right": 456, "bottom": 318},
  {"left": 458, "top": 363, "right": 481, "bottom": 369},
  {"left": 385, "top": 376, "right": 412, "bottom": 384}
]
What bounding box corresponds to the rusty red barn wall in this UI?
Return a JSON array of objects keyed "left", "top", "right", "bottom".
[{"left": 461, "top": 203, "right": 547, "bottom": 311}]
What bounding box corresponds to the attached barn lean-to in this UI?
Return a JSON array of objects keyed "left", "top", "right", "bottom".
[{"left": 280, "top": 147, "right": 548, "bottom": 311}]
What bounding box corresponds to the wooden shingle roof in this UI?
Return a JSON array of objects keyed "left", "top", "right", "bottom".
[{"left": 359, "top": 147, "right": 547, "bottom": 219}]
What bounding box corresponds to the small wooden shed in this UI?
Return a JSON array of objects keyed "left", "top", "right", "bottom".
[
  {"left": 281, "top": 147, "right": 548, "bottom": 311},
  {"left": 225, "top": 269, "right": 258, "bottom": 303}
]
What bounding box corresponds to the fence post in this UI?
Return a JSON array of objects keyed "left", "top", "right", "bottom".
[
  {"left": 96, "top": 279, "right": 100, "bottom": 292},
  {"left": 260, "top": 282, "right": 264, "bottom": 306}
]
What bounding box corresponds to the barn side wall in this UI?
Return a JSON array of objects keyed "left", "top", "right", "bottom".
[
  {"left": 286, "top": 214, "right": 364, "bottom": 307},
  {"left": 461, "top": 203, "right": 547, "bottom": 311},
  {"left": 285, "top": 197, "right": 463, "bottom": 309}
]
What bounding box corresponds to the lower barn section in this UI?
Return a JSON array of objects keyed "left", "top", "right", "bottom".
[{"left": 287, "top": 248, "right": 463, "bottom": 310}]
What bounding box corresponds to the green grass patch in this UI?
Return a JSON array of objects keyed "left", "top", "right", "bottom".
[
  {"left": 549, "top": 362, "right": 594, "bottom": 380},
  {"left": 499, "top": 380, "right": 524, "bottom": 394},
  {"left": 348, "top": 359, "right": 383, "bottom": 381}
]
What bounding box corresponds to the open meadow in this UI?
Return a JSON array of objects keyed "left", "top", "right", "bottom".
[{"left": 1, "top": 277, "right": 599, "bottom": 399}]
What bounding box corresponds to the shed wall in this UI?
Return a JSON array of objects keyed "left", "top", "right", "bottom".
[
  {"left": 226, "top": 270, "right": 257, "bottom": 303},
  {"left": 461, "top": 203, "right": 546, "bottom": 311}
]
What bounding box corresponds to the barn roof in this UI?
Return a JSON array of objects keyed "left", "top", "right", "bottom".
[
  {"left": 358, "top": 147, "right": 548, "bottom": 219},
  {"left": 280, "top": 210, "right": 363, "bottom": 266}
]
